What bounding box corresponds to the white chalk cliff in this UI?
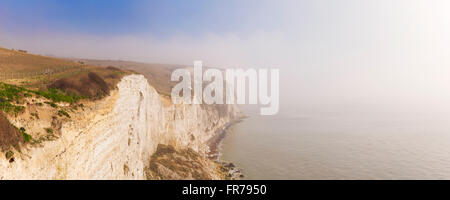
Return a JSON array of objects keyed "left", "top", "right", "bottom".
[{"left": 0, "top": 74, "right": 240, "bottom": 179}]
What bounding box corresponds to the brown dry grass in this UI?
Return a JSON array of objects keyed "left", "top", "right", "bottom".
[
  {"left": 0, "top": 47, "right": 82, "bottom": 73},
  {"left": 48, "top": 68, "right": 124, "bottom": 99},
  {"left": 0, "top": 46, "right": 130, "bottom": 98},
  {"left": 145, "top": 144, "right": 213, "bottom": 180},
  {"left": 71, "top": 59, "right": 182, "bottom": 97}
]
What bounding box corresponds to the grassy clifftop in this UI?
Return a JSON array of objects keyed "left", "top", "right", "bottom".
[
  {"left": 71, "top": 59, "right": 182, "bottom": 97},
  {"left": 0, "top": 46, "right": 132, "bottom": 98},
  {"left": 0, "top": 46, "right": 132, "bottom": 160},
  {"left": 0, "top": 47, "right": 82, "bottom": 75}
]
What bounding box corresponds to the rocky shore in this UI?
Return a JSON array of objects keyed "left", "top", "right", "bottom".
[{"left": 207, "top": 118, "right": 246, "bottom": 180}]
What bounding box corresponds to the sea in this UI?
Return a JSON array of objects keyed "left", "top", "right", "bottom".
[{"left": 219, "top": 105, "right": 450, "bottom": 179}]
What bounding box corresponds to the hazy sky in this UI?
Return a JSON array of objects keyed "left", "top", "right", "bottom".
[{"left": 1, "top": 0, "right": 450, "bottom": 112}]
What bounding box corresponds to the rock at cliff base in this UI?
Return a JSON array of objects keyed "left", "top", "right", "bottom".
[{"left": 145, "top": 144, "right": 227, "bottom": 180}]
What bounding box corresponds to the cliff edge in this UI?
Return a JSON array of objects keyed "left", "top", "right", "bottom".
[{"left": 0, "top": 74, "right": 241, "bottom": 179}]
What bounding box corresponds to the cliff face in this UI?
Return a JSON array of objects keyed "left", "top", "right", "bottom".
[{"left": 0, "top": 74, "right": 240, "bottom": 179}]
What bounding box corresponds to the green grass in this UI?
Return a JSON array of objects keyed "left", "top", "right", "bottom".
[
  {"left": 0, "top": 83, "right": 26, "bottom": 115},
  {"left": 58, "top": 110, "right": 71, "bottom": 118},
  {"left": 45, "top": 101, "right": 58, "bottom": 108},
  {"left": 0, "top": 83, "right": 26, "bottom": 100},
  {"left": 19, "top": 127, "right": 32, "bottom": 143},
  {"left": 5, "top": 150, "right": 14, "bottom": 160},
  {"left": 33, "top": 88, "right": 83, "bottom": 104},
  {"left": 0, "top": 100, "right": 24, "bottom": 115},
  {"left": 0, "top": 82, "right": 83, "bottom": 115},
  {"left": 45, "top": 127, "right": 53, "bottom": 134}
]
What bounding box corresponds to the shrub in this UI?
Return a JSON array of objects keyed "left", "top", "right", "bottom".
[
  {"left": 5, "top": 150, "right": 14, "bottom": 159},
  {"left": 19, "top": 127, "right": 32, "bottom": 143},
  {"left": 45, "top": 101, "right": 58, "bottom": 108},
  {"left": 45, "top": 128, "right": 53, "bottom": 134},
  {"left": 31, "top": 112, "right": 39, "bottom": 119},
  {"left": 13, "top": 106, "right": 24, "bottom": 115},
  {"left": 58, "top": 110, "right": 71, "bottom": 118}
]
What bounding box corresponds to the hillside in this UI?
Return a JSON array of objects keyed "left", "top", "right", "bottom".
[
  {"left": 0, "top": 46, "right": 131, "bottom": 156},
  {"left": 0, "top": 47, "right": 129, "bottom": 91},
  {"left": 69, "top": 59, "right": 182, "bottom": 97},
  {"left": 0, "top": 47, "right": 81, "bottom": 74}
]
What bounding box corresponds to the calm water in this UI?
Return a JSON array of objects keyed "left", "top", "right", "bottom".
[{"left": 219, "top": 106, "right": 450, "bottom": 180}]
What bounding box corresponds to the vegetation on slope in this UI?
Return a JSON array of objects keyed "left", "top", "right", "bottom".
[
  {"left": 0, "top": 112, "right": 22, "bottom": 152},
  {"left": 0, "top": 82, "right": 80, "bottom": 114},
  {"left": 145, "top": 144, "right": 214, "bottom": 180},
  {"left": 72, "top": 59, "right": 181, "bottom": 97},
  {"left": 0, "top": 46, "right": 132, "bottom": 160},
  {"left": 0, "top": 83, "right": 26, "bottom": 115},
  {"left": 145, "top": 144, "right": 238, "bottom": 180},
  {"left": 0, "top": 46, "right": 129, "bottom": 99},
  {"left": 48, "top": 71, "right": 122, "bottom": 100}
]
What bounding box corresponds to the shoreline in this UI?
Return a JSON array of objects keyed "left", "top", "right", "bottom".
[
  {"left": 206, "top": 115, "right": 248, "bottom": 179},
  {"left": 207, "top": 117, "right": 246, "bottom": 160}
]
